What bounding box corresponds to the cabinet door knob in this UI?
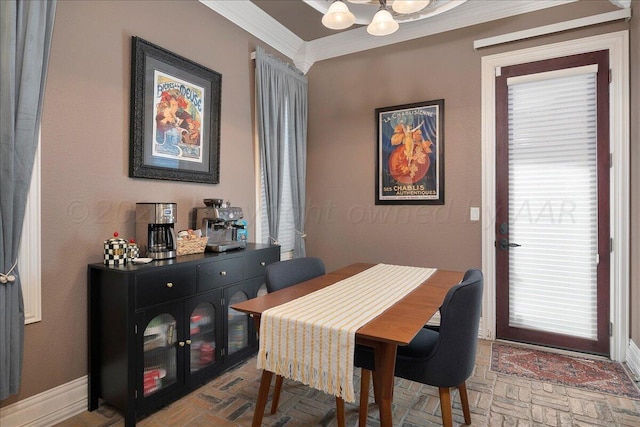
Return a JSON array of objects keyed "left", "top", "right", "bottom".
[
  {"left": 186, "top": 339, "right": 192, "bottom": 345},
  {"left": 178, "top": 341, "right": 185, "bottom": 347},
  {"left": 166, "top": 282, "right": 174, "bottom": 288},
  {"left": 220, "top": 271, "right": 227, "bottom": 276},
  {"left": 260, "top": 262, "right": 266, "bottom": 266}
]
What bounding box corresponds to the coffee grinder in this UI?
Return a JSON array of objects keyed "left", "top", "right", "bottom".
[{"left": 136, "top": 203, "right": 177, "bottom": 259}]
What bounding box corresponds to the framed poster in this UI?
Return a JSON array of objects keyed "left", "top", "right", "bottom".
[
  {"left": 129, "top": 37, "right": 221, "bottom": 184},
  {"left": 375, "top": 99, "right": 444, "bottom": 205}
]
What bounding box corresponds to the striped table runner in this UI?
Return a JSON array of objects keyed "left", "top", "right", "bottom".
[{"left": 257, "top": 263, "right": 436, "bottom": 402}]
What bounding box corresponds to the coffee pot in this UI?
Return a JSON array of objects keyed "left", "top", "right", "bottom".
[{"left": 136, "top": 203, "right": 177, "bottom": 259}]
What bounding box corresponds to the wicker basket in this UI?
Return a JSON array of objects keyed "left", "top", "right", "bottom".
[{"left": 176, "top": 237, "right": 208, "bottom": 256}]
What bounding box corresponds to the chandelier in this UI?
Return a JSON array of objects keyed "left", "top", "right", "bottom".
[{"left": 322, "top": 0, "right": 431, "bottom": 36}]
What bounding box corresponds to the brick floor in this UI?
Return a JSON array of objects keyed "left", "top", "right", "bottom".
[{"left": 55, "top": 340, "right": 640, "bottom": 426}]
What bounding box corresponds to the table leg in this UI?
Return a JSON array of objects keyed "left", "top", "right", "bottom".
[
  {"left": 336, "top": 396, "right": 345, "bottom": 427},
  {"left": 374, "top": 342, "right": 397, "bottom": 427},
  {"left": 270, "top": 375, "right": 284, "bottom": 414},
  {"left": 252, "top": 369, "right": 273, "bottom": 427}
]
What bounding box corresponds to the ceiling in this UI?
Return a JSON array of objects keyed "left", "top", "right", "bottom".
[
  {"left": 252, "top": 0, "right": 344, "bottom": 41},
  {"left": 250, "top": 0, "right": 475, "bottom": 41},
  {"left": 198, "top": 0, "right": 614, "bottom": 73}
]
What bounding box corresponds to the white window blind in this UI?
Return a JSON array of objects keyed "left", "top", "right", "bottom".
[
  {"left": 259, "top": 108, "right": 295, "bottom": 259},
  {"left": 19, "top": 134, "right": 42, "bottom": 324},
  {"left": 507, "top": 67, "right": 598, "bottom": 340}
]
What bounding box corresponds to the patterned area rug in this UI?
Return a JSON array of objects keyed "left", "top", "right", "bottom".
[{"left": 491, "top": 342, "right": 640, "bottom": 399}]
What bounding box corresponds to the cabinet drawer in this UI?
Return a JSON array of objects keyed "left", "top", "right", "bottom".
[
  {"left": 198, "top": 257, "right": 243, "bottom": 291},
  {"left": 244, "top": 248, "right": 280, "bottom": 279},
  {"left": 136, "top": 266, "right": 196, "bottom": 308}
]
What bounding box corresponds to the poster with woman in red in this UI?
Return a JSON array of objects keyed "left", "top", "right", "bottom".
[{"left": 376, "top": 99, "right": 445, "bottom": 205}]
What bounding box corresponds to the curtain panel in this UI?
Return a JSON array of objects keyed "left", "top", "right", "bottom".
[
  {"left": 0, "top": 0, "right": 56, "bottom": 400},
  {"left": 255, "top": 47, "right": 308, "bottom": 257}
]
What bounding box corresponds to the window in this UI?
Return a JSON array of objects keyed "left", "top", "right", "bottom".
[
  {"left": 253, "top": 47, "right": 307, "bottom": 261},
  {"left": 506, "top": 65, "right": 600, "bottom": 340},
  {"left": 257, "top": 111, "right": 296, "bottom": 261},
  {"left": 19, "top": 137, "right": 42, "bottom": 324}
]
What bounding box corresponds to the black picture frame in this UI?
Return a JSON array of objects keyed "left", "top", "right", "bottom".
[
  {"left": 129, "top": 36, "right": 221, "bottom": 184},
  {"left": 375, "top": 99, "right": 445, "bottom": 205}
]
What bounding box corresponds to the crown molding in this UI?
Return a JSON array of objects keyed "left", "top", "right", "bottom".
[
  {"left": 199, "top": 0, "right": 305, "bottom": 61},
  {"left": 200, "top": 0, "right": 579, "bottom": 73},
  {"left": 307, "top": 0, "right": 579, "bottom": 64}
]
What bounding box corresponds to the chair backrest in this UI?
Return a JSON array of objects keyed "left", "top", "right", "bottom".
[
  {"left": 265, "top": 257, "right": 326, "bottom": 293},
  {"left": 398, "top": 268, "right": 483, "bottom": 388}
]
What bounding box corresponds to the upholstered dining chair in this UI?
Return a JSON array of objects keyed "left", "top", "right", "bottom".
[
  {"left": 354, "top": 268, "right": 484, "bottom": 427},
  {"left": 262, "top": 257, "right": 349, "bottom": 425},
  {"left": 264, "top": 256, "right": 325, "bottom": 293}
]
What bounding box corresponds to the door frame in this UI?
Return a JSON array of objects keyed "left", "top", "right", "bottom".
[{"left": 480, "top": 31, "right": 629, "bottom": 361}]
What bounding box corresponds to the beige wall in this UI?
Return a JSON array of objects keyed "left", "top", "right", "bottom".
[
  {"left": 305, "top": 1, "right": 627, "bottom": 270},
  {"left": 307, "top": 0, "right": 639, "bottom": 345},
  {"left": 1, "top": 0, "right": 638, "bottom": 408},
  {"left": 2, "top": 0, "right": 267, "bottom": 404}
]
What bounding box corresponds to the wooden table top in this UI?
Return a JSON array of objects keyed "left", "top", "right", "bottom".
[{"left": 231, "top": 263, "right": 464, "bottom": 346}]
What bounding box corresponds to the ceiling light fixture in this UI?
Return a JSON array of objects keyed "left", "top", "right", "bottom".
[
  {"left": 392, "top": 0, "right": 431, "bottom": 14},
  {"left": 321, "top": 0, "right": 431, "bottom": 36},
  {"left": 367, "top": 4, "right": 399, "bottom": 36},
  {"left": 321, "top": 0, "right": 356, "bottom": 30}
]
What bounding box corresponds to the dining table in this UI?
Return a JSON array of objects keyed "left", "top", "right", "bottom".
[{"left": 230, "top": 262, "right": 464, "bottom": 427}]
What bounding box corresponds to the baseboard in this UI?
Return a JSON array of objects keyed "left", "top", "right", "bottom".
[
  {"left": 626, "top": 339, "right": 640, "bottom": 382},
  {"left": 0, "top": 376, "right": 87, "bottom": 427}
]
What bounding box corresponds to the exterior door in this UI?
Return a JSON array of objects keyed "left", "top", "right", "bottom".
[{"left": 495, "top": 50, "right": 610, "bottom": 355}]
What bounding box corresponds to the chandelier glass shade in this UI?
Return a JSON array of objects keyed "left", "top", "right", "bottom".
[
  {"left": 321, "top": 0, "right": 432, "bottom": 36},
  {"left": 392, "top": 1, "right": 431, "bottom": 14},
  {"left": 367, "top": 8, "right": 399, "bottom": 36},
  {"left": 321, "top": 1, "right": 356, "bottom": 30}
]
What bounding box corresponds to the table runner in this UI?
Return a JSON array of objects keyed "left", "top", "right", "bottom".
[{"left": 257, "top": 263, "right": 436, "bottom": 402}]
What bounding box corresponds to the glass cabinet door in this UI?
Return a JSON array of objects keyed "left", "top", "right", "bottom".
[
  {"left": 142, "top": 313, "right": 177, "bottom": 397},
  {"left": 189, "top": 302, "right": 216, "bottom": 373},
  {"left": 227, "top": 290, "right": 250, "bottom": 356}
]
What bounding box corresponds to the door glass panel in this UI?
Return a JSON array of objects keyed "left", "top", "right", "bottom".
[
  {"left": 143, "top": 313, "right": 177, "bottom": 397},
  {"left": 190, "top": 303, "right": 216, "bottom": 372},
  {"left": 228, "top": 291, "right": 249, "bottom": 355},
  {"left": 507, "top": 70, "right": 598, "bottom": 339}
]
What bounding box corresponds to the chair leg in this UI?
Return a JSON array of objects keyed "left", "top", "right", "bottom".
[
  {"left": 371, "top": 369, "right": 380, "bottom": 404},
  {"left": 359, "top": 369, "right": 371, "bottom": 427},
  {"left": 458, "top": 382, "right": 471, "bottom": 424},
  {"left": 336, "top": 397, "right": 345, "bottom": 427},
  {"left": 438, "top": 387, "right": 453, "bottom": 427},
  {"left": 270, "top": 374, "right": 284, "bottom": 414}
]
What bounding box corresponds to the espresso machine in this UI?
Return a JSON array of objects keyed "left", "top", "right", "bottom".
[
  {"left": 136, "top": 203, "right": 177, "bottom": 259},
  {"left": 193, "top": 200, "right": 246, "bottom": 252}
]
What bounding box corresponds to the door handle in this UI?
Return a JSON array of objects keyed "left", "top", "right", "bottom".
[{"left": 498, "top": 238, "right": 521, "bottom": 250}]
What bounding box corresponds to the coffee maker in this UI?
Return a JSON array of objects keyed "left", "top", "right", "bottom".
[
  {"left": 193, "top": 200, "right": 246, "bottom": 252},
  {"left": 136, "top": 203, "right": 177, "bottom": 259}
]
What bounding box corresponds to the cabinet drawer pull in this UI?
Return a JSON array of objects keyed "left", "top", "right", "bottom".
[
  {"left": 220, "top": 271, "right": 227, "bottom": 276},
  {"left": 186, "top": 339, "right": 192, "bottom": 345},
  {"left": 166, "top": 282, "right": 174, "bottom": 288},
  {"left": 260, "top": 262, "right": 266, "bottom": 266}
]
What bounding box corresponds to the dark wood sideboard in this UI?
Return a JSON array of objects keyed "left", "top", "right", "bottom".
[{"left": 87, "top": 243, "right": 280, "bottom": 426}]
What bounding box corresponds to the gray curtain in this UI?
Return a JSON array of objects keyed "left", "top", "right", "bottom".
[
  {"left": 0, "top": 0, "right": 56, "bottom": 400},
  {"left": 255, "top": 47, "right": 308, "bottom": 257}
]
